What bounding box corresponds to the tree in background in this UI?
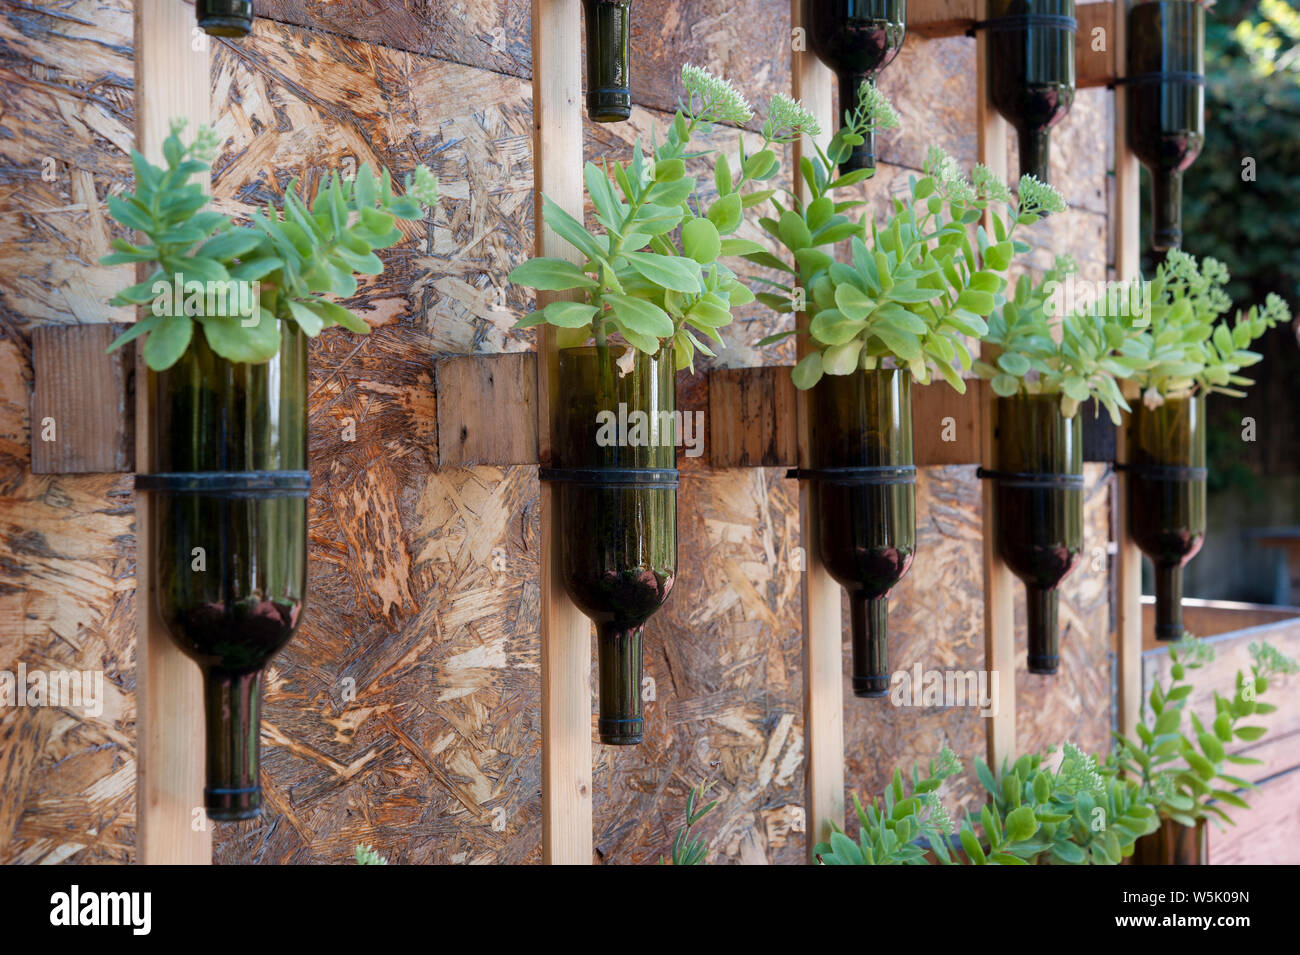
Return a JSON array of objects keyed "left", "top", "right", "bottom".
[{"left": 1176, "top": 0, "right": 1300, "bottom": 496}]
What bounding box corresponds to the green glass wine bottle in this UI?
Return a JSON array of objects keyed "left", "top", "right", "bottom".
[
  {"left": 1128, "top": 394, "right": 1206, "bottom": 641},
  {"left": 583, "top": 1, "right": 633, "bottom": 122},
  {"left": 552, "top": 344, "right": 676, "bottom": 744},
  {"left": 991, "top": 394, "right": 1083, "bottom": 674},
  {"left": 1127, "top": 0, "right": 1204, "bottom": 250},
  {"left": 804, "top": 0, "right": 907, "bottom": 172},
  {"left": 808, "top": 367, "right": 915, "bottom": 697},
  {"left": 145, "top": 322, "right": 308, "bottom": 820},
  {"left": 987, "top": 0, "right": 1076, "bottom": 183},
  {"left": 197, "top": 0, "right": 253, "bottom": 37}
]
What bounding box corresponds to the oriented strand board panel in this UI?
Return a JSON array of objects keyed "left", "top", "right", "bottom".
[
  {"left": 0, "top": 0, "right": 138, "bottom": 865},
  {"left": 256, "top": 0, "right": 794, "bottom": 133}
]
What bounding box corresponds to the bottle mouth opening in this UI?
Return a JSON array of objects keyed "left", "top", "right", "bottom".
[
  {"left": 205, "top": 785, "right": 261, "bottom": 821},
  {"left": 1027, "top": 654, "right": 1060, "bottom": 675},
  {"left": 852, "top": 675, "right": 890, "bottom": 698},
  {"left": 197, "top": 17, "right": 252, "bottom": 37},
  {"left": 588, "top": 88, "right": 631, "bottom": 121},
  {"left": 598, "top": 717, "right": 644, "bottom": 745}
]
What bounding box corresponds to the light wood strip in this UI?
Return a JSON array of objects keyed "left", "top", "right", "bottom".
[
  {"left": 791, "top": 0, "right": 845, "bottom": 861},
  {"left": 1112, "top": 0, "right": 1143, "bottom": 741},
  {"left": 976, "top": 0, "right": 1017, "bottom": 766},
  {"left": 135, "top": 0, "right": 212, "bottom": 866},
  {"left": 532, "top": 0, "right": 594, "bottom": 865}
]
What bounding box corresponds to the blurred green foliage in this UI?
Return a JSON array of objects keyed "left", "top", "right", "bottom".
[{"left": 1177, "top": 0, "right": 1300, "bottom": 489}]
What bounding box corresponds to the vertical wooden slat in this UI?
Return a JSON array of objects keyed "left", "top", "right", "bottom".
[
  {"left": 135, "top": 0, "right": 212, "bottom": 865},
  {"left": 1112, "top": 0, "right": 1144, "bottom": 739},
  {"left": 532, "top": 0, "right": 593, "bottom": 865},
  {"left": 975, "top": 1, "right": 1017, "bottom": 766},
  {"left": 791, "top": 0, "right": 844, "bottom": 861}
]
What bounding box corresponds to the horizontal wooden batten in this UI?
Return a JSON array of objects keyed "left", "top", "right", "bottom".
[
  {"left": 710, "top": 368, "right": 987, "bottom": 468},
  {"left": 433, "top": 355, "right": 1119, "bottom": 470},
  {"left": 909, "top": 0, "right": 1115, "bottom": 89},
  {"left": 30, "top": 324, "right": 134, "bottom": 474},
  {"left": 434, "top": 352, "right": 538, "bottom": 468}
]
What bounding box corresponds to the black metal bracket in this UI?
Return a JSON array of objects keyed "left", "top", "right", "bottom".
[
  {"left": 538, "top": 467, "right": 679, "bottom": 488},
  {"left": 966, "top": 13, "right": 1078, "bottom": 38},
  {"left": 784, "top": 465, "right": 917, "bottom": 485},
  {"left": 134, "top": 471, "right": 311, "bottom": 497},
  {"left": 975, "top": 466, "right": 1085, "bottom": 489}
]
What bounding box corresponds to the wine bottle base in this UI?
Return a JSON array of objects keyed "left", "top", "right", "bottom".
[
  {"left": 598, "top": 717, "right": 644, "bottom": 746},
  {"left": 1027, "top": 653, "right": 1060, "bottom": 675}
]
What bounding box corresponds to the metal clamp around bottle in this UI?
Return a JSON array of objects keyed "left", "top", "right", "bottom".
[
  {"left": 784, "top": 465, "right": 917, "bottom": 486},
  {"left": 134, "top": 471, "right": 312, "bottom": 497},
  {"left": 965, "top": 13, "right": 1077, "bottom": 38},
  {"left": 975, "top": 466, "right": 1084, "bottom": 489},
  {"left": 538, "top": 467, "right": 679, "bottom": 488}
]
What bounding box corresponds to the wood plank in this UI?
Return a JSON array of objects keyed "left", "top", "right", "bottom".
[
  {"left": 1141, "top": 617, "right": 1300, "bottom": 757},
  {"left": 1208, "top": 765, "right": 1300, "bottom": 865},
  {"left": 976, "top": 0, "right": 1017, "bottom": 767},
  {"left": 914, "top": 380, "right": 984, "bottom": 467},
  {"left": 791, "top": 0, "right": 844, "bottom": 862},
  {"left": 434, "top": 353, "right": 538, "bottom": 468},
  {"left": 134, "top": 0, "right": 212, "bottom": 865},
  {"left": 1113, "top": 0, "right": 1143, "bottom": 741},
  {"left": 533, "top": 0, "right": 593, "bottom": 866},
  {"left": 909, "top": 0, "right": 1116, "bottom": 88},
  {"left": 30, "top": 324, "right": 133, "bottom": 474},
  {"left": 708, "top": 366, "right": 798, "bottom": 469}
]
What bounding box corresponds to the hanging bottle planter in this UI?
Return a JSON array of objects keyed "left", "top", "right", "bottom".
[
  {"left": 984, "top": 0, "right": 1077, "bottom": 183},
  {"left": 583, "top": 0, "right": 633, "bottom": 122},
  {"left": 544, "top": 345, "right": 677, "bottom": 744},
  {"left": 197, "top": 0, "right": 253, "bottom": 37},
  {"left": 800, "top": 367, "right": 915, "bottom": 698},
  {"left": 1126, "top": 394, "right": 1206, "bottom": 642},
  {"left": 804, "top": 0, "right": 907, "bottom": 172},
  {"left": 982, "top": 395, "right": 1083, "bottom": 674},
  {"left": 1130, "top": 818, "right": 1207, "bottom": 865},
  {"left": 106, "top": 124, "right": 438, "bottom": 820},
  {"left": 1126, "top": 0, "right": 1205, "bottom": 250},
  {"left": 141, "top": 325, "right": 308, "bottom": 820}
]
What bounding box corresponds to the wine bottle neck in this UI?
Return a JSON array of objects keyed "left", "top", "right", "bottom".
[
  {"left": 584, "top": 0, "right": 632, "bottom": 122},
  {"left": 1154, "top": 564, "right": 1186, "bottom": 641},
  {"left": 203, "top": 668, "right": 264, "bottom": 820},
  {"left": 1151, "top": 169, "right": 1184, "bottom": 252},
  {"left": 1018, "top": 125, "right": 1053, "bottom": 184},
  {"left": 597, "top": 622, "right": 644, "bottom": 744},
  {"left": 1025, "top": 586, "right": 1061, "bottom": 674},
  {"left": 849, "top": 594, "right": 890, "bottom": 698},
  {"left": 836, "top": 71, "right": 877, "bottom": 173}
]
